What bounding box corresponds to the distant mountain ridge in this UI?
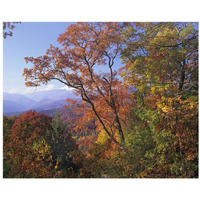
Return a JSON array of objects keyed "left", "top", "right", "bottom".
[
  {"left": 3, "top": 100, "right": 28, "bottom": 113},
  {"left": 4, "top": 92, "right": 36, "bottom": 108},
  {"left": 31, "top": 98, "right": 69, "bottom": 111},
  {"left": 3, "top": 89, "right": 79, "bottom": 115}
]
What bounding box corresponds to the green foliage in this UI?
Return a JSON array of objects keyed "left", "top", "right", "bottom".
[
  {"left": 4, "top": 22, "right": 198, "bottom": 178},
  {"left": 119, "top": 22, "right": 198, "bottom": 178},
  {"left": 47, "top": 111, "right": 80, "bottom": 175},
  {"left": 3, "top": 111, "right": 81, "bottom": 178}
]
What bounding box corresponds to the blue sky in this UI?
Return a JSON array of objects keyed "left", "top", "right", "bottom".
[
  {"left": 3, "top": 22, "right": 75, "bottom": 94},
  {"left": 4, "top": 22, "right": 198, "bottom": 95},
  {"left": 3, "top": 22, "right": 124, "bottom": 94}
]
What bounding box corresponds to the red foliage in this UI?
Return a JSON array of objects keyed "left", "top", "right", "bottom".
[{"left": 11, "top": 110, "right": 52, "bottom": 145}]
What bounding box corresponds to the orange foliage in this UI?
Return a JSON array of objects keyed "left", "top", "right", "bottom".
[{"left": 23, "top": 23, "right": 132, "bottom": 148}]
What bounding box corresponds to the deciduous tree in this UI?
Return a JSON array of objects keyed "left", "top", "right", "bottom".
[
  {"left": 23, "top": 22, "right": 131, "bottom": 148},
  {"left": 120, "top": 22, "right": 198, "bottom": 177},
  {"left": 5, "top": 111, "right": 53, "bottom": 178}
]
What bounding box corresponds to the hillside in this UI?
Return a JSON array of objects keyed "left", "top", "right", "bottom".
[
  {"left": 3, "top": 89, "right": 79, "bottom": 115},
  {"left": 3, "top": 100, "right": 28, "bottom": 113}
]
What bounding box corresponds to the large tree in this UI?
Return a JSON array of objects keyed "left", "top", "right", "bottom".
[
  {"left": 120, "top": 22, "right": 198, "bottom": 177},
  {"left": 23, "top": 22, "right": 131, "bottom": 148},
  {"left": 4, "top": 111, "right": 53, "bottom": 178}
]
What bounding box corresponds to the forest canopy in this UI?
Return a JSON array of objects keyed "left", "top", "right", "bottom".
[{"left": 4, "top": 22, "right": 198, "bottom": 178}]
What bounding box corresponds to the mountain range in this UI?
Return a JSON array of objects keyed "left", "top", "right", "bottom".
[{"left": 3, "top": 89, "right": 78, "bottom": 115}]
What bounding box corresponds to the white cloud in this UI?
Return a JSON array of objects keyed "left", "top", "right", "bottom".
[
  {"left": 5, "top": 84, "right": 74, "bottom": 95},
  {"left": 23, "top": 87, "right": 38, "bottom": 94},
  {"left": 5, "top": 87, "right": 37, "bottom": 94},
  {"left": 40, "top": 84, "right": 56, "bottom": 91},
  {"left": 7, "top": 88, "right": 20, "bottom": 94},
  {"left": 59, "top": 85, "right": 74, "bottom": 91},
  {"left": 5, "top": 84, "right": 56, "bottom": 94},
  {"left": 25, "top": 84, "right": 57, "bottom": 93}
]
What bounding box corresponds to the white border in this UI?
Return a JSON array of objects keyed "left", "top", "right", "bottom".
[{"left": 0, "top": 1, "right": 199, "bottom": 200}]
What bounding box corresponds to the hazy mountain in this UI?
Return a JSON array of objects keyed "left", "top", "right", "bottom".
[
  {"left": 3, "top": 89, "right": 78, "bottom": 116},
  {"left": 3, "top": 108, "right": 60, "bottom": 117},
  {"left": 3, "top": 100, "right": 28, "bottom": 113},
  {"left": 31, "top": 98, "right": 68, "bottom": 111},
  {"left": 3, "top": 92, "right": 36, "bottom": 108}
]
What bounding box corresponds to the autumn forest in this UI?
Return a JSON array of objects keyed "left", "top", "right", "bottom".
[{"left": 3, "top": 22, "right": 198, "bottom": 178}]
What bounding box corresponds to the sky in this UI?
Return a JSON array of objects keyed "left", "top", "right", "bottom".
[
  {"left": 3, "top": 22, "right": 125, "bottom": 94},
  {"left": 3, "top": 22, "right": 75, "bottom": 94},
  {"left": 3, "top": 22, "right": 198, "bottom": 95},
  {"left": 3, "top": 22, "right": 126, "bottom": 94}
]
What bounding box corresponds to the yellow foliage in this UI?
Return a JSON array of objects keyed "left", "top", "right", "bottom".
[{"left": 96, "top": 130, "right": 109, "bottom": 145}]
